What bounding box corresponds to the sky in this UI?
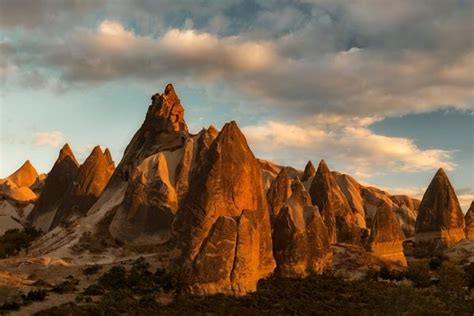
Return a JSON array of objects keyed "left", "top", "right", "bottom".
[{"left": 0, "top": 0, "right": 473, "bottom": 210}]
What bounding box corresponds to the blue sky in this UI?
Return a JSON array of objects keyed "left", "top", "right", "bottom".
[{"left": 0, "top": 0, "right": 473, "bottom": 210}]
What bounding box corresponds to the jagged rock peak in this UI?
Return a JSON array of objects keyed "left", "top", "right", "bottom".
[
  {"left": 415, "top": 168, "right": 465, "bottom": 252},
  {"left": 302, "top": 160, "right": 316, "bottom": 181},
  {"left": 104, "top": 148, "right": 114, "bottom": 164},
  {"left": 58, "top": 143, "right": 79, "bottom": 166},
  {"left": 150, "top": 83, "right": 188, "bottom": 132},
  {"left": 7, "top": 160, "right": 39, "bottom": 188},
  {"left": 317, "top": 159, "right": 330, "bottom": 175},
  {"left": 266, "top": 167, "right": 292, "bottom": 221}
]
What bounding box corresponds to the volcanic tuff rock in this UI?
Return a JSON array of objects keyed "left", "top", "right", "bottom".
[
  {"left": 273, "top": 178, "right": 332, "bottom": 277},
  {"left": 172, "top": 121, "right": 275, "bottom": 295},
  {"left": 415, "top": 168, "right": 465, "bottom": 253},
  {"left": 309, "top": 160, "right": 357, "bottom": 244},
  {"left": 49, "top": 146, "right": 115, "bottom": 229},
  {"left": 332, "top": 172, "right": 366, "bottom": 228},
  {"left": 366, "top": 205, "right": 407, "bottom": 266},
  {"left": 27, "top": 144, "right": 80, "bottom": 232},
  {"left": 113, "top": 83, "right": 188, "bottom": 184},
  {"left": 6, "top": 160, "right": 39, "bottom": 188},
  {"left": 464, "top": 201, "right": 474, "bottom": 240},
  {"left": 266, "top": 168, "right": 292, "bottom": 222},
  {"left": 301, "top": 160, "right": 316, "bottom": 182}
]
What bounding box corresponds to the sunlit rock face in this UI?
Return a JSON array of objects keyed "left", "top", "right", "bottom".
[
  {"left": 301, "top": 160, "right": 316, "bottom": 183},
  {"left": 415, "top": 168, "right": 465, "bottom": 254},
  {"left": 366, "top": 204, "right": 407, "bottom": 266},
  {"left": 273, "top": 178, "right": 332, "bottom": 277},
  {"left": 172, "top": 121, "right": 275, "bottom": 295},
  {"left": 6, "top": 160, "right": 39, "bottom": 188},
  {"left": 309, "top": 160, "right": 358, "bottom": 244},
  {"left": 50, "top": 146, "right": 115, "bottom": 229},
  {"left": 464, "top": 201, "right": 474, "bottom": 240},
  {"left": 27, "top": 144, "right": 80, "bottom": 232}
]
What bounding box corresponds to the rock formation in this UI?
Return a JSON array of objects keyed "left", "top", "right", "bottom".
[
  {"left": 465, "top": 201, "right": 474, "bottom": 240},
  {"left": 273, "top": 178, "right": 332, "bottom": 277},
  {"left": 309, "top": 160, "right": 357, "bottom": 244},
  {"left": 266, "top": 168, "right": 292, "bottom": 222},
  {"left": 49, "top": 146, "right": 115, "bottom": 229},
  {"left": 27, "top": 144, "right": 80, "bottom": 232},
  {"left": 415, "top": 168, "right": 465, "bottom": 253},
  {"left": 301, "top": 160, "right": 316, "bottom": 183},
  {"left": 366, "top": 204, "right": 407, "bottom": 266},
  {"left": 332, "top": 172, "right": 366, "bottom": 228},
  {"left": 6, "top": 160, "right": 39, "bottom": 188},
  {"left": 172, "top": 121, "right": 275, "bottom": 295}
]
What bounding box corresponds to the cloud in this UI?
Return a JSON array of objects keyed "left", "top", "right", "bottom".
[
  {"left": 242, "top": 118, "right": 456, "bottom": 176},
  {"left": 33, "top": 131, "right": 65, "bottom": 147}
]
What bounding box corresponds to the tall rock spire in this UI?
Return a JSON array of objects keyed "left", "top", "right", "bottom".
[
  {"left": 50, "top": 146, "right": 115, "bottom": 229},
  {"left": 308, "top": 160, "right": 357, "bottom": 244},
  {"left": 27, "top": 144, "right": 80, "bottom": 232},
  {"left": 415, "top": 168, "right": 465, "bottom": 254},
  {"left": 301, "top": 160, "right": 316, "bottom": 182},
  {"left": 172, "top": 121, "right": 275, "bottom": 295}
]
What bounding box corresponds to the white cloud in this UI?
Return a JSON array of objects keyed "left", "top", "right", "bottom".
[
  {"left": 33, "top": 131, "right": 65, "bottom": 147},
  {"left": 242, "top": 118, "right": 456, "bottom": 175}
]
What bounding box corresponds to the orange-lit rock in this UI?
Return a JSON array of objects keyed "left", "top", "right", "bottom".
[
  {"left": 273, "top": 178, "right": 332, "bottom": 277},
  {"left": 173, "top": 121, "right": 275, "bottom": 295},
  {"left": 366, "top": 204, "right": 407, "bottom": 266},
  {"left": 415, "top": 168, "right": 465, "bottom": 253}
]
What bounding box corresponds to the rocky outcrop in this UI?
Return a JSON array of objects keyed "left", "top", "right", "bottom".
[
  {"left": 27, "top": 144, "right": 80, "bottom": 232},
  {"left": 465, "top": 201, "right": 474, "bottom": 240},
  {"left": 309, "top": 160, "right": 357, "bottom": 244},
  {"left": 6, "top": 160, "right": 39, "bottom": 188},
  {"left": 415, "top": 168, "right": 465, "bottom": 254},
  {"left": 50, "top": 146, "right": 115, "bottom": 229},
  {"left": 172, "top": 121, "right": 275, "bottom": 295},
  {"left": 273, "top": 178, "right": 332, "bottom": 277},
  {"left": 301, "top": 160, "right": 316, "bottom": 183},
  {"left": 113, "top": 84, "right": 189, "bottom": 184},
  {"left": 266, "top": 168, "right": 292, "bottom": 222},
  {"left": 333, "top": 172, "right": 366, "bottom": 228},
  {"left": 366, "top": 205, "right": 407, "bottom": 266}
]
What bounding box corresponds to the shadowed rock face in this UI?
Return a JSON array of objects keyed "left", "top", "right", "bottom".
[
  {"left": 273, "top": 179, "right": 332, "bottom": 277},
  {"left": 172, "top": 121, "right": 275, "bottom": 295},
  {"left": 6, "top": 160, "right": 39, "bottom": 188},
  {"left": 266, "top": 168, "right": 292, "bottom": 222},
  {"left": 465, "top": 202, "right": 474, "bottom": 240},
  {"left": 367, "top": 205, "right": 407, "bottom": 266},
  {"left": 309, "top": 160, "right": 357, "bottom": 244},
  {"left": 28, "top": 144, "right": 80, "bottom": 232},
  {"left": 415, "top": 168, "right": 465, "bottom": 253},
  {"left": 301, "top": 160, "right": 316, "bottom": 182},
  {"left": 50, "top": 146, "right": 115, "bottom": 229}
]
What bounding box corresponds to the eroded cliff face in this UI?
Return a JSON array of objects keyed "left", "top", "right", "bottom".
[
  {"left": 273, "top": 179, "right": 332, "bottom": 277},
  {"left": 266, "top": 168, "right": 292, "bottom": 222},
  {"left": 172, "top": 121, "right": 275, "bottom": 295},
  {"left": 415, "top": 168, "right": 465, "bottom": 254},
  {"left": 366, "top": 205, "right": 407, "bottom": 266}
]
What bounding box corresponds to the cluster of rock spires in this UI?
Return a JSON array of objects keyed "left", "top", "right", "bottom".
[{"left": 1, "top": 84, "right": 472, "bottom": 296}]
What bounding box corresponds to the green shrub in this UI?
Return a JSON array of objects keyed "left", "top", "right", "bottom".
[{"left": 97, "top": 266, "right": 127, "bottom": 290}]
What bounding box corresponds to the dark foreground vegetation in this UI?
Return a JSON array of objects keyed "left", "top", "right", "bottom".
[
  {"left": 0, "top": 227, "right": 41, "bottom": 258},
  {"left": 1, "top": 257, "right": 473, "bottom": 315}
]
